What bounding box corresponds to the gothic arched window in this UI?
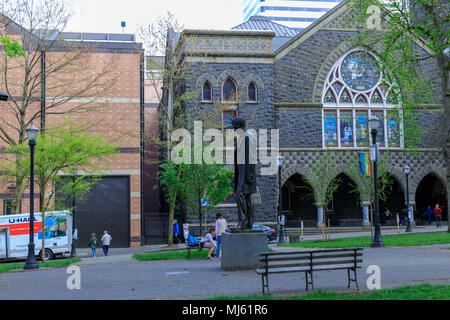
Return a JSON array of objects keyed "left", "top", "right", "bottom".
[
  {"left": 202, "top": 81, "right": 212, "bottom": 101},
  {"left": 222, "top": 78, "right": 237, "bottom": 102},
  {"left": 247, "top": 82, "right": 257, "bottom": 102},
  {"left": 322, "top": 49, "right": 402, "bottom": 149}
]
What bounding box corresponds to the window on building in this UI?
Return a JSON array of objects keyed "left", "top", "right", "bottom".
[
  {"left": 222, "top": 78, "right": 237, "bottom": 102},
  {"left": 322, "top": 50, "right": 402, "bottom": 149},
  {"left": 3, "top": 199, "right": 18, "bottom": 215},
  {"left": 247, "top": 82, "right": 257, "bottom": 102},
  {"left": 202, "top": 81, "right": 212, "bottom": 102}
]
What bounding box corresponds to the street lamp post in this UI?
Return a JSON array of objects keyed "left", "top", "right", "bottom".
[
  {"left": 404, "top": 165, "right": 413, "bottom": 232},
  {"left": 24, "top": 124, "right": 39, "bottom": 270},
  {"left": 69, "top": 166, "right": 77, "bottom": 257},
  {"left": 368, "top": 116, "right": 384, "bottom": 248},
  {"left": 277, "top": 155, "right": 286, "bottom": 244}
]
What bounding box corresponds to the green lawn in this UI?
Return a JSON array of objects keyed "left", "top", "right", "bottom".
[
  {"left": 212, "top": 284, "right": 450, "bottom": 300},
  {"left": 133, "top": 249, "right": 209, "bottom": 261},
  {"left": 133, "top": 247, "right": 274, "bottom": 262},
  {"left": 281, "top": 232, "right": 450, "bottom": 248},
  {"left": 0, "top": 258, "right": 81, "bottom": 273}
]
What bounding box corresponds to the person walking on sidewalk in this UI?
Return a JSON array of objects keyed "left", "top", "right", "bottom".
[
  {"left": 215, "top": 213, "right": 228, "bottom": 260},
  {"left": 426, "top": 205, "right": 433, "bottom": 226},
  {"left": 278, "top": 213, "right": 286, "bottom": 241},
  {"left": 101, "top": 230, "right": 112, "bottom": 256},
  {"left": 88, "top": 233, "right": 98, "bottom": 257},
  {"left": 433, "top": 204, "right": 442, "bottom": 228}
]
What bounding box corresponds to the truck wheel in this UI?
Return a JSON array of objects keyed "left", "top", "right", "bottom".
[{"left": 44, "top": 249, "right": 54, "bottom": 261}]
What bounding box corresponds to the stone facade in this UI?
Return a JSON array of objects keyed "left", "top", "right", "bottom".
[{"left": 169, "top": 2, "right": 448, "bottom": 229}]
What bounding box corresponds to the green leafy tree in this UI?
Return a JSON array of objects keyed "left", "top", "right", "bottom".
[
  {"left": 0, "top": 36, "right": 25, "bottom": 58},
  {"left": 180, "top": 161, "right": 233, "bottom": 234},
  {"left": 345, "top": 152, "right": 394, "bottom": 217},
  {"left": 0, "top": 118, "right": 119, "bottom": 261},
  {"left": 157, "top": 158, "right": 184, "bottom": 247},
  {"left": 301, "top": 151, "right": 342, "bottom": 225},
  {"left": 348, "top": 0, "right": 449, "bottom": 231}
]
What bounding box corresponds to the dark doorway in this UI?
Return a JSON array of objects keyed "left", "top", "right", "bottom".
[
  {"left": 415, "top": 174, "right": 448, "bottom": 223},
  {"left": 281, "top": 174, "right": 316, "bottom": 227},
  {"left": 57, "top": 176, "right": 130, "bottom": 248},
  {"left": 379, "top": 175, "right": 405, "bottom": 225},
  {"left": 329, "top": 173, "right": 360, "bottom": 226}
]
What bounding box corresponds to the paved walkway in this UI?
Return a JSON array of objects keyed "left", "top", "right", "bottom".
[
  {"left": 0, "top": 226, "right": 447, "bottom": 300},
  {"left": 0, "top": 242, "right": 448, "bottom": 300}
]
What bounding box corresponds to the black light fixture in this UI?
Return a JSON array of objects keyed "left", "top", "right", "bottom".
[
  {"left": 0, "top": 92, "right": 8, "bottom": 101},
  {"left": 404, "top": 165, "right": 413, "bottom": 232},
  {"left": 24, "top": 124, "right": 39, "bottom": 270},
  {"left": 277, "top": 155, "right": 286, "bottom": 244},
  {"left": 368, "top": 116, "right": 384, "bottom": 248}
]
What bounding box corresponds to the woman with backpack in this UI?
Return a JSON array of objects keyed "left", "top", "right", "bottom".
[{"left": 88, "top": 233, "right": 98, "bottom": 257}]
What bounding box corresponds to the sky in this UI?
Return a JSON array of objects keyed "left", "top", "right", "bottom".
[{"left": 67, "top": 0, "right": 244, "bottom": 34}]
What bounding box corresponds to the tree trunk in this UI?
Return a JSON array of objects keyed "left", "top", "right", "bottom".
[
  {"left": 167, "top": 197, "right": 175, "bottom": 246},
  {"left": 41, "top": 210, "right": 46, "bottom": 262},
  {"left": 198, "top": 196, "right": 202, "bottom": 235}
]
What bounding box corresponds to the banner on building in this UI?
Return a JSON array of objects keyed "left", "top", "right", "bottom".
[{"left": 358, "top": 152, "right": 372, "bottom": 176}]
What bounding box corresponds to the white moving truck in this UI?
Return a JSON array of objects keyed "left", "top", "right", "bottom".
[{"left": 0, "top": 210, "right": 73, "bottom": 261}]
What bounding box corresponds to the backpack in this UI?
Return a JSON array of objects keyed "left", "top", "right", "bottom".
[{"left": 187, "top": 235, "right": 198, "bottom": 246}]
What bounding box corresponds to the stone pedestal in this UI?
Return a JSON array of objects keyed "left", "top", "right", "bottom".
[{"left": 221, "top": 231, "right": 267, "bottom": 271}]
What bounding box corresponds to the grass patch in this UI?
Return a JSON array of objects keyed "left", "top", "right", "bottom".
[
  {"left": 133, "top": 249, "right": 209, "bottom": 261},
  {"left": 281, "top": 232, "right": 450, "bottom": 248},
  {"left": 0, "top": 258, "right": 81, "bottom": 274},
  {"left": 133, "top": 247, "right": 274, "bottom": 262},
  {"left": 212, "top": 284, "right": 450, "bottom": 300}
]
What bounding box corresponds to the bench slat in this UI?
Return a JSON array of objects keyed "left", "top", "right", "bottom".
[
  {"left": 259, "top": 248, "right": 363, "bottom": 257},
  {"left": 262, "top": 259, "right": 362, "bottom": 270},
  {"left": 259, "top": 252, "right": 362, "bottom": 263},
  {"left": 256, "top": 264, "right": 362, "bottom": 275}
]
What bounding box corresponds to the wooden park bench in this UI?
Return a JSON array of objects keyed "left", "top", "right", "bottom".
[{"left": 255, "top": 247, "right": 363, "bottom": 294}]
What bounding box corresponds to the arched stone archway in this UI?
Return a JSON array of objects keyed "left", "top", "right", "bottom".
[
  {"left": 379, "top": 174, "right": 406, "bottom": 226},
  {"left": 415, "top": 173, "right": 448, "bottom": 224},
  {"left": 281, "top": 173, "right": 316, "bottom": 227},
  {"left": 327, "top": 173, "right": 361, "bottom": 226}
]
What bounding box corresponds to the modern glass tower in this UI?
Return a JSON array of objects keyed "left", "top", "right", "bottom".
[{"left": 242, "top": 0, "right": 342, "bottom": 30}]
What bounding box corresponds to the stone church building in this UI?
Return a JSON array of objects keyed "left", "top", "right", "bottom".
[{"left": 165, "top": 2, "right": 448, "bottom": 228}]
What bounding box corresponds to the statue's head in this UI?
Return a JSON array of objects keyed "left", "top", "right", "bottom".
[{"left": 231, "top": 116, "right": 246, "bottom": 130}]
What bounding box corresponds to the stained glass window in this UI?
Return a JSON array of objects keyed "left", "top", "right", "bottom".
[
  {"left": 322, "top": 50, "right": 402, "bottom": 149},
  {"left": 387, "top": 111, "right": 400, "bottom": 147},
  {"left": 355, "top": 94, "right": 367, "bottom": 104},
  {"left": 202, "top": 82, "right": 212, "bottom": 101},
  {"left": 372, "top": 111, "right": 385, "bottom": 147},
  {"left": 340, "top": 89, "right": 351, "bottom": 103},
  {"left": 356, "top": 110, "right": 369, "bottom": 147},
  {"left": 340, "top": 110, "right": 353, "bottom": 146},
  {"left": 371, "top": 89, "right": 382, "bottom": 103},
  {"left": 223, "top": 78, "right": 237, "bottom": 101},
  {"left": 386, "top": 92, "right": 398, "bottom": 104},
  {"left": 223, "top": 110, "right": 237, "bottom": 130},
  {"left": 324, "top": 110, "right": 337, "bottom": 146},
  {"left": 332, "top": 82, "right": 343, "bottom": 96},
  {"left": 324, "top": 89, "right": 336, "bottom": 103},
  {"left": 341, "top": 51, "right": 380, "bottom": 91}
]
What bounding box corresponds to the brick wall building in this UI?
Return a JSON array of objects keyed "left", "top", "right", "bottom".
[{"left": 0, "top": 14, "right": 146, "bottom": 247}]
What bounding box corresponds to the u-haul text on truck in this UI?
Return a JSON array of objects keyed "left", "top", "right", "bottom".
[{"left": 0, "top": 210, "right": 73, "bottom": 260}]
